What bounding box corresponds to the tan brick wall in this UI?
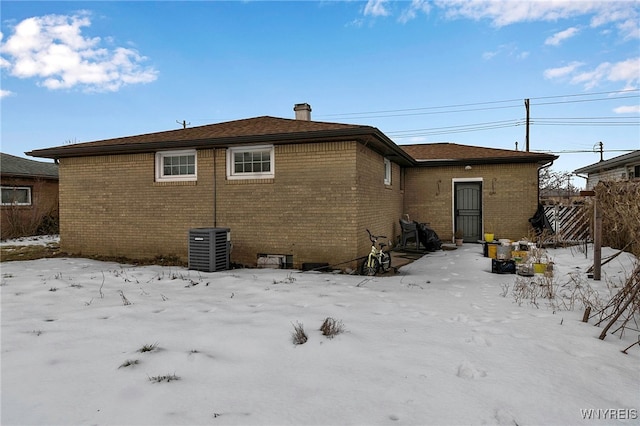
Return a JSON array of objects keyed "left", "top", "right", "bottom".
[
  {"left": 58, "top": 141, "right": 405, "bottom": 269},
  {"left": 216, "top": 141, "right": 360, "bottom": 268},
  {"left": 404, "top": 163, "right": 540, "bottom": 242},
  {"left": 1, "top": 176, "right": 59, "bottom": 239},
  {"left": 59, "top": 143, "right": 538, "bottom": 267},
  {"left": 59, "top": 152, "right": 214, "bottom": 258},
  {"left": 355, "top": 144, "right": 404, "bottom": 260}
]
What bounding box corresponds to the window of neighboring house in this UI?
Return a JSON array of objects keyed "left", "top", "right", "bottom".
[
  {"left": 384, "top": 158, "right": 392, "bottom": 185},
  {"left": 155, "top": 150, "right": 197, "bottom": 182},
  {"left": 227, "top": 145, "right": 275, "bottom": 180},
  {"left": 1, "top": 186, "right": 32, "bottom": 206}
]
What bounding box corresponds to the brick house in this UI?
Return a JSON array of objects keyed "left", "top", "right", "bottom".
[
  {"left": 1, "top": 153, "right": 59, "bottom": 239},
  {"left": 27, "top": 104, "right": 556, "bottom": 269}
]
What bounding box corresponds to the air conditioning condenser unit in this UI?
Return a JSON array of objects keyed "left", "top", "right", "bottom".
[{"left": 188, "top": 228, "right": 230, "bottom": 272}]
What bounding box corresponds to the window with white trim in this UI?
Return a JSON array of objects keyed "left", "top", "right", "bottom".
[
  {"left": 227, "top": 145, "right": 275, "bottom": 180},
  {"left": 384, "top": 158, "right": 392, "bottom": 185},
  {"left": 155, "top": 150, "right": 197, "bottom": 182},
  {"left": 1, "top": 186, "right": 32, "bottom": 206}
]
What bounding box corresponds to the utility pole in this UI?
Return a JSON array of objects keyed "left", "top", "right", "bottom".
[
  {"left": 524, "top": 98, "right": 530, "bottom": 152},
  {"left": 176, "top": 120, "right": 190, "bottom": 129},
  {"left": 598, "top": 141, "right": 604, "bottom": 162}
]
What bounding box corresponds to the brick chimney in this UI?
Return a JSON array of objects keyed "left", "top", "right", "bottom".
[{"left": 293, "top": 103, "right": 312, "bottom": 121}]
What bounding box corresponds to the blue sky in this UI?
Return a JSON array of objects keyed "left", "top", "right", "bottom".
[{"left": 1, "top": 1, "right": 639, "bottom": 185}]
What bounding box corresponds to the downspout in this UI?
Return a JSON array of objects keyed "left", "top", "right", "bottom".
[
  {"left": 537, "top": 160, "right": 554, "bottom": 201},
  {"left": 573, "top": 173, "right": 588, "bottom": 190},
  {"left": 213, "top": 148, "right": 217, "bottom": 227}
]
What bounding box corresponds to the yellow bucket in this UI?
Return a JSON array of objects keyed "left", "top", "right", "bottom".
[{"left": 533, "top": 263, "right": 546, "bottom": 274}]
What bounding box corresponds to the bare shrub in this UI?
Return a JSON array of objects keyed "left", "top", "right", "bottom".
[
  {"left": 273, "top": 273, "right": 296, "bottom": 285},
  {"left": 148, "top": 373, "right": 180, "bottom": 383},
  {"left": 585, "top": 181, "right": 640, "bottom": 258},
  {"left": 118, "top": 359, "right": 140, "bottom": 369},
  {"left": 119, "top": 290, "right": 132, "bottom": 306},
  {"left": 593, "top": 263, "right": 640, "bottom": 341},
  {"left": 291, "top": 321, "right": 308, "bottom": 345},
  {"left": 320, "top": 317, "right": 344, "bottom": 339},
  {"left": 512, "top": 272, "right": 602, "bottom": 312},
  {"left": 1, "top": 178, "right": 59, "bottom": 240},
  {"left": 137, "top": 342, "right": 158, "bottom": 353}
]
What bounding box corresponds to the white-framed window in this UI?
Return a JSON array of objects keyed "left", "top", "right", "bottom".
[
  {"left": 384, "top": 158, "right": 392, "bottom": 185},
  {"left": 155, "top": 150, "right": 197, "bottom": 182},
  {"left": 1, "top": 186, "right": 32, "bottom": 206},
  {"left": 226, "top": 145, "right": 275, "bottom": 180}
]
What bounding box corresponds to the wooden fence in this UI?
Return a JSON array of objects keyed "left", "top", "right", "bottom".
[{"left": 543, "top": 204, "right": 591, "bottom": 244}]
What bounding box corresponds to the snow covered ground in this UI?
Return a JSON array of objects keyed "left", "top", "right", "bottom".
[{"left": 1, "top": 237, "right": 638, "bottom": 425}]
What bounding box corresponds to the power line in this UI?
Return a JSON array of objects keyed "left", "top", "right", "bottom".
[
  {"left": 387, "top": 119, "right": 525, "bottom": 138},
  {"left": 531, "top": 149, "right": 636, "bottom": 154},
  {"left": 315, "top": 89, "right": 639, "bottom": 120},
  {"left": 388, "top": 116, "right": 638, "bottom": 139},
  {"left": 532, "top": 94, "right": 639, "bottom": 107}
]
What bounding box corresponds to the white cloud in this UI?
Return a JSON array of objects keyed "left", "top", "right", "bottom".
[
  {"left": 364, "top": 0, "right": 390, "bottom": 17},
  {"left": 482, "top": 50, "right": 498, "bottom": 60},
  {"left": 544, "top": 57, "right": 640, "bottom": 90},
  {"left": 570, "top": 62, "right": 611, "bottom": 89},
  {"left": 613, "top": 104, "right": 640, "bottom": 114},
  {"left": 433, "top": 1, "right": 639, "bottom": 40},
  {"left": 1, "top": 89, "right": 15, "bottom": 98},
  {"left": 0, "top": 12, "right": 158, "bottom": 93},
  {"left": 607, "top": 57, "right": 640, "bottom": 84},
  {"left": 398, "top": 0, "right": 432, "bottom": 24},
  {"left": 589, "top": 3, "right": 640, "bottom": 40},
  {"left": 482, "top": 43, "right": 529, "bottom": 61},
  {"left": 545, "top": 26, "right": 580, "bottom": 46},
  {"left": 358, "top": 1, "right": 639, "bottom": 41},
  {"left": 543, "top": 61, "right": 584, "bottom": 79}
]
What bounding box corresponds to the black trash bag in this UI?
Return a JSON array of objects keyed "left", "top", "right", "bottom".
[
  {"left": 416, "top": 222, "right": 442, "bottom": 251},
  {"left": 528, "top": 204, "right": 554, "bottom": 235}
]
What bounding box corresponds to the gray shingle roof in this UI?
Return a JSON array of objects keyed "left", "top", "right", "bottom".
[
  {"left": 24, "top": 115, "right": 557, "bottom": 167},
  {"left": 1, "top": 153, "right": 59, "bottom": 179},
  {"left": 573, "top": 150, "right": 640, "bottom": 174},
  {"left": 400, "top": 142, "right": 557, "bottom": 165},
  {"left": 26, "top": 116, "right": 416, "bottom": 166}
]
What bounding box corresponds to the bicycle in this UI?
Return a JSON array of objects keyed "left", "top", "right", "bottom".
[{"left": 360, "top": 229, "right": 392, "bottom": 276}]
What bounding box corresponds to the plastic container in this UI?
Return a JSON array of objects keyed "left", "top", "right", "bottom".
[
  {"left": 497, "top": 245, "right": 512, "bottom": 260},
  {"left": 533, "top": 263, "right": 546, "bottom": 274},
  {"left": 487, "top": 244, "right": 498, "bottom": 259}
]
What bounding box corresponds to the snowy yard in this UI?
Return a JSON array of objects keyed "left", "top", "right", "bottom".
[{"left": 1, "top": 239, "right": 638, "bottom": 425}]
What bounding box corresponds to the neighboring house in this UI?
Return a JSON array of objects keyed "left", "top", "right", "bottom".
[
  {"left": 574, "top": 150, "right": 640, "bottom": 190},
  {"left": 27, "top": 104, "right": 556, "bottom": 269},
  {"left": 539, "top": 189, "right": 582, "bottom": 206},
  {"left": 1, "top": 153, "right": 59, "bottom": 240}
]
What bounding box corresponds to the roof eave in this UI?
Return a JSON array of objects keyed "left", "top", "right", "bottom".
[
  {"left": 574, "top": 151, "right": 640, "bottom": 174},
  {"left": 26, "top": 126, "right": 417, "bottom": 166},
  {"left": 0, "top": 172, "right": 59, "bottom": 180},
  {"left": 414, "top": 155, "right": 557, "bottom": 167}
]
